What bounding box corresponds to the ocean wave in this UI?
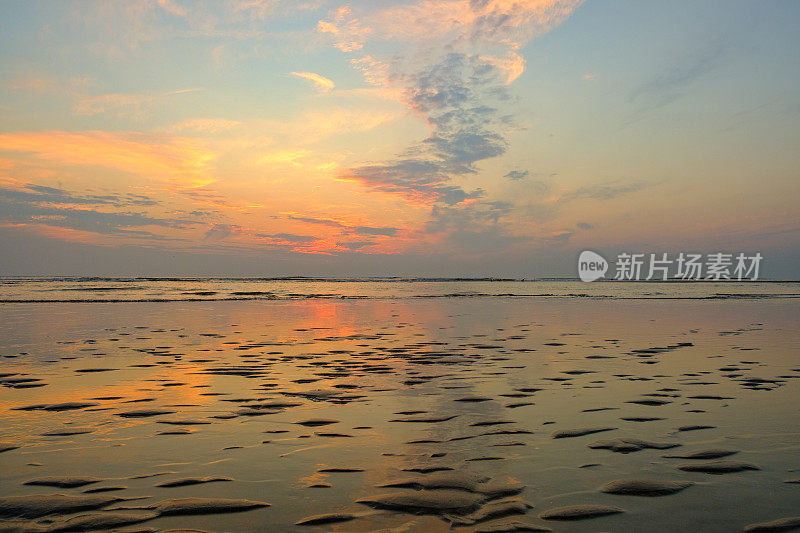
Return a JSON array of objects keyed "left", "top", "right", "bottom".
[{"left": 2, "top": 293, "right": 799, "bottom": 303}]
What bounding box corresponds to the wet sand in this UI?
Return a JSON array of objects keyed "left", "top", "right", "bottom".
[{"left": 0, "top": 298, "right": 798, "bottom": 532}]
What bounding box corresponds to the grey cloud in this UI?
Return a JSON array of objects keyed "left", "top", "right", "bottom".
[
  {"left": 177, "top": 188, "right": 245, "bottom": 211},
  {"left": 287, "top": 215, "right": 343, "bottom": 228},
  {"left": 126, "top": 194, "right": 159, "bottom": 206},
  {"left": 562, "top": 182, "right": 647, "bottom": 201},
  {"left": 422, "top": 197, "right": 555, "bottom": 255},
  {"left": 628, "top": 45, "right": 726, "bottom": 118},
  {"left": 344, "top": 52, "right": 513, "bottom": 204},
  {"left": 528, "top": 180, "right": 552, "bottom": 195},
  {"left": 504, "top": 170, "right": 529, "bottom": 180},
  {"left": 0, "top": 183, "right": 199, "bottom": 241},
  {"left": 633, "top": 50, "right": 722, "bottom": 100},
  {"left": 204, "top": 224, "right": 239, "bottom": 240},
  {"left": 0, "top": 193, "right": 197, "bottom": 238},
  {"left": 576, "top": 221, "right": 594, "bottom": 230},
  {"left": 0, "top": 183, "right": 160, "bottom": 208},
  {"left": 337, "top": 241, "right": 374, "bottom": 250},
  {"left": 445, "top": 224, "right": 527, "bottom": 254},
  {"left": 550, "top": 231, "right": 574, "bottom": 242},
  {"left": 257, "top": 232, "right": 318, "bottom": 243},
  {"left": 438, "top": 186, "right": 486, "bottom": 205},
  {"left": 354, "top": 226, "right": 397, "bottom": 237},
  {"left": 519, "top": 201, "right": 559, "bottom": 223},
  {"left": 425, "top": 130, "right": 506, "bottom": 171},
  {"left": 286, "top": 215, "right": 399, "bottom": 235},
  {"left": 425, "top": 201, "right": 514, "bottom": 235},
  {"left": 113, "top": 228, "right": 185, "bottom": 241}
]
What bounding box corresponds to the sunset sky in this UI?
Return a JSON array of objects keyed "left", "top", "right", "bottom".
[{"left": 1, "top": 0, "right": 798, "bottom": 277}]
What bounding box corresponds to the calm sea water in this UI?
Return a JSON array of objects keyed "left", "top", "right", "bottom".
[{"left": 1, "top": 277, "right": 799, "bottom": 302}]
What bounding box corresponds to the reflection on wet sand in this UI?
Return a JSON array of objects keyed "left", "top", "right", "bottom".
[{"left": 0, "top": 298, "right": 799, "bottom": 532}]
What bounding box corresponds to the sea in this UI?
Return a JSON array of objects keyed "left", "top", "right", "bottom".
[{"left": 1, "top": 276, "right": 799, "bottom": 302}]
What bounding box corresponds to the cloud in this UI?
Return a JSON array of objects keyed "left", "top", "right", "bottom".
[
  {"left": 628, "top": 45, "right": 726, "bottom": 118},
  {"left": 353, "top": 226, "right": 397, "bottom": 237},
  {"left": 286, "top": 214, "right": 344, "bottom": 228},
  {"left": 576, "top": 221, "right": 593, "bottom": 230},
  {"left": 256, "top": 232, "right": 318, "bottom": 244},
  {"left": 75, "top": 0, "right": 326, "bottom": 55},
  {"left": 504, "top": 169, "right": 529, "bottom": 180},
  {"left": 337, "top": 52, "right": 512, "bottom": 204},
  {"left": 561, "top": 181, "right": 647, "bottom": 201},
  {"left": 173, "top": 186, "right": 260, "bottom": 213},
  {"left": 204, "top": 223, "right": 240, "bottom": 240},
  {"left": 322, "top": 1, "right": 581, "bottom": 206},
  {"left": 527, "top": 179, "right": 553, "bottom": 195},
  {"left": 156, "top": 0, "right": 187, "bottom": 17},
  {"left": 0, "top": 183, "right": 159, "bottom": 208},
  {"left": 74, "top": 88, "right": 200, "bottom": 117},
  {"left": 419, "top": 200, "right": 530, "bottom": 254},
  {"left": 286, "top": 213, "right": 399, "bottom": 236},
  {"left": 161, "top": 118, "right": 243, "bottom": 134},
  {"left": 4, "top": 76, "right": 59, "bottom": 94},
  {"left": 0, "top": 130, "right": 217, "bottom": 187},
  {"left": 5, "top": 70, "right": 199, "bottom": 121},
  {"left": 0, "top": 184, "right": 199, "bottom": 240},
  {"left": 549, "top": 229, "right": 573, "bottom": 242},
  {"left": 336, "top": 240, "right": 374, "bottom": 250},
  {"left": 425, "top": 201, "right": 513, "bottom": 234},
  {"left": 341, "top": 158, "right": 486, "bottom": 205},
  {"left": 290, "top": 71, "right": 335, "bottom": 92},
  {"left": 225, "top": 107, "right": 397, "bottom": 147},
  {"left": 321, "top": 0, "right": 581, "bottom": 54},
  {"left": 317, "top": 6, "right": 372, "bottom": 52}
]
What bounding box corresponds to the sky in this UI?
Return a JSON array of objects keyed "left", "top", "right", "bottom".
[{"left": 0, "top": 0, "right": 798, "bottom": 278}]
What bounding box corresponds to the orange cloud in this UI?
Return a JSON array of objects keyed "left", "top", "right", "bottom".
[
  {"left": 163, "top": 118, "right": 243, "bottom": 134},
  {"left": 0, "top": 130, "right": 217, "bottom": 187},
  {"left": 256, "top": 149, "right": 313, "bottom": 167},
  {"left": 4, "top": 76, "right": 59, "bottom": 94},
  {"left": 290, "top": 71, "right": 335, "bottom": 92},
  {"left": 317, "top": 5, "right": 372, "bottom": 52},
  {"left": 322, "top": 0, "right": 581, "bottom": 48},
  {"left": 5, "top": 222, "right": 119, "bottom": 245},
  {"left": 320, "top": 0, "right": 582, "bottom": 87},
  {"left": 480, "top": 51, "right": 527, "bottom": 85},
  {"left": 74, "top": 88, "right": 200, "bottom": 117}
]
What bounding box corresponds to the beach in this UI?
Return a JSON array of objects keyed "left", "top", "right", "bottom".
[
  {"left": 2, "top": 1, "right": 799, "bottom": 531},
  {"left": 1, "top": 288, "right": 799, "bottom": 532}
]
